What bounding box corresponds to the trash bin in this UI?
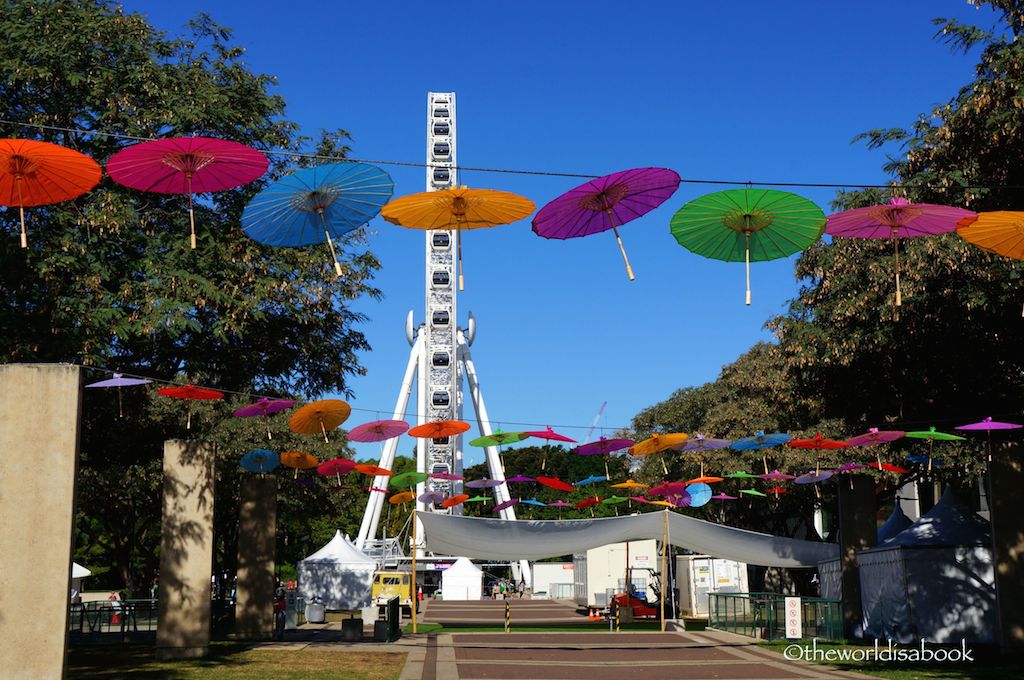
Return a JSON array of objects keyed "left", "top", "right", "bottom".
[
  {"left": 373, "top": 619, "right": 389, "bottom": 642},
  {"left": 340, "top": 617, "right": 362, "bottom": 641},
  {"left": 305, "top": 599, "right": 326, "bottom": 624}
]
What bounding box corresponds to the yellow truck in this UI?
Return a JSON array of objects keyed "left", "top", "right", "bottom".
[{"left": 371, "top": 571, "right": 418, "bottom": 614}]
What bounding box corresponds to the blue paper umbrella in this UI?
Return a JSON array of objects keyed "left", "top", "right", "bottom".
[
  {"left": 685, "top": 482, "right": 713, "bottom": 507},
  {"left": 240, "top": 449, "right": 279, "bottom": 474},
  {"left": 574, "top": 475, "right": 607, "bottom": 487},
  {"left": 520, "top": 499, "right": 547, "bottom": 507},
  {"left": 731, "top": 431, "right": 792, "bottom": 475},
  {"left": 242, "top": 162, "right": 394, "bottom": 276}
]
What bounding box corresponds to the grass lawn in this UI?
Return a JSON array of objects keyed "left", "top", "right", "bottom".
[
  {"left": 759, "top": 641, "right": 1016, "bottom": 680},
  {"left": 68, "top": 642, "right": 406, "bottom": 679}
]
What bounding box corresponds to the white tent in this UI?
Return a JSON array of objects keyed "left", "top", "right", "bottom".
[
  {"left": 440, "top": 557, "right": 483, "bottom": 600},
  {"left": 70, "top": 562, "right": 91, "bottom": 603},
  {"left": 297, "top": 531, "right": 377, "bottom": 610},
  {"left": 858, "top": 489, "right": 995, "bottom": 643}
]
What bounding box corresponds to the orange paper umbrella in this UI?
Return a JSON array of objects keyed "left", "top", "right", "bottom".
[
  {"left": 408, "top": 420, "right": 471, "bottom": 439},
  {"left": 355, "top": 463, "right": 393, "bottom": 477},
  {"left": 957, "top": 212, "right": 1024, "bottom": 314},
  {"left": 686, "top": 475, "right": 725, "bottom": 484},
  {"left": 289, "top": 399, "right": 351, "bottom": 442},
  {"left": 382, "top": 186, "right": 535, "bottom": 289},
  {"left": 629, "top": 432, "right": 689, "bottom": 474},
  {"left": 280, "top": 450, "right": 318, "bottom": 478},
  {"left": 440, "top": 494, "right": 470, "bottom": 508},
  {"left": 649, "top": 500, "right": 676, "bottom": 508},
  {"left": 0, "top": 138, "right": 101, "bottom": 248},
  {"left": 389, "top": 491, "right": 416, "bottom": 505},
  {"left": 156, "top": 384, "right": 224, "bottom": 429}
]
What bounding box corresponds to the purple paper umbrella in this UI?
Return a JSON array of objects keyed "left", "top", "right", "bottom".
[
  {"left": 833, "top": 463, "right": 866, "bottom": 473},
  {"left": 419, "top": 491, "right": 445, "bottom": 505},
  {"left": 85, "top": 372, "right": 152, "bottom": 417},
  {"left": 547, "top": 500, "right": 572, "bottom": 508},
  {"left": 348, "top": 419, "right": 410, "bottom": 443},
  {"left": 233, "top": 397, "right": 296, "bottom": 439},
  {"left": 505, "top": 475, "right": 535, "bottom": 483},
  {"left": 827, "top": 197, "right": 974, "bottom": 306},
  {"left": 794, "top": 470, "right": 834, "bottom": 485},
  {"left": 532, "top": 167, "right": 681, "bottom": 281},
  {"left": 956, "top": 416, "right": 1023, "bottom": 460},
  {"left": 759, "top": 470, "right": 796, "bottom": 481},
  {"left": 429, "top": 471, "right": 464, "bottom": 481},
  {"left": 664, "top": 490, "right": 692, "bottom": 508},
  {"left": 493, "top": 499, "right": 519, "bottom": 513},
  {"left": 711, "top": 493, "right": 738, "bottom": 501},
  {"left": 677, "top": 433, "right": 732, "bottom": 452},
  {"left": 573, "top": 437, "right": 635, "bottom": 455},
  {"left": 465, "top": 478, "right": 505, "bottom": 489}
]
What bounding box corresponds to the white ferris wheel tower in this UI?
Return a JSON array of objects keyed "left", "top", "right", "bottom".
[{"left": 355, "top": 93, "right": 527, "bottom": 580}]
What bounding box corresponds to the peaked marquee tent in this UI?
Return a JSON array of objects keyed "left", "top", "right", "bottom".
[
  {"left": 297, "top": 530, "right": 377, "bottom": 610},
  {"left": 440, "top": 556, "right": 484, "bottom": 601}
]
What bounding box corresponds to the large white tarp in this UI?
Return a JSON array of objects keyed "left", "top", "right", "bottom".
[
  {"left": 420, "top": 510, "right": 836, "bottom": 568},
  {"left": 298, "top": 531, "right": 376, "bottom": 610}
]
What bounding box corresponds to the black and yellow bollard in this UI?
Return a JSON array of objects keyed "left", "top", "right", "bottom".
[
  {"left": 504, "top": 597, "right": 511, "bottom": 633},
  {"left": 614, "top": 600, "right": 621, "bottom": 633}
]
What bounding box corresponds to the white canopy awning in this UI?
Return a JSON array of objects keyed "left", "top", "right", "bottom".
[{"left": 420, "top": 510, "right": 836, "bottom": 568}]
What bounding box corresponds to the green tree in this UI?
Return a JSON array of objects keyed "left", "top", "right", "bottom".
[{"left": 0, "top": 1, "right": 381, "bottom": 594}]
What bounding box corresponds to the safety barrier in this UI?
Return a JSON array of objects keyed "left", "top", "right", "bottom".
[
  {"left": 68, "top": 599, "right": 235, "bottom": 642},
  {"left": 707, "top": 592, "right": 842, "bottom": 641}
]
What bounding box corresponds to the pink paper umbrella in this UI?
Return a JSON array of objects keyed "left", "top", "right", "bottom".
[
  {"left": 711, "top": 493, "right": 738, "bottom": 501},
  {"left": 317, "top": 458, "right": 357, "bottom": 486},
  {"left": 85, "top": 372, "right": 151, "bottom": 417},
  {"left": 524, "top": 426, "right": 577, "bottom": 470},
  {"left": 233, "top": 397, "right": 296, "bottom": 439},
  {"left": 760, "top": 470, "right": 796, "bottom": 481},
  {"left": 106, "top": 137, "right": 268, "bottom": 249},
  {"left": 532, "top": 167, "right": 681, "bottom": 280},
  {"left": 429, "top": 471, "right": 464, "bottom": 481},
  {"left": 826, "top": 197, "right": 974, "bottom": 306},
  {"left": 348, "top": 419, "right": 410, "bottom": 443},
  {"left": 956, "top": 416, "right": 1023, "bottom": 461}
]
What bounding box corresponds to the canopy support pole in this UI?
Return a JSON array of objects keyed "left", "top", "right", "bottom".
[
  {"left": 660, "top": 512, "right": 668, "bottom": 631},
  {"left": 411, "top": 510, "right": 418, "bottom": 634}
]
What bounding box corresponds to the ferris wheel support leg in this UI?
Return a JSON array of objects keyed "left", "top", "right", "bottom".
[
  {"left": 458, "top": 334, "right": 532, "bottom": 587},
  {"left": 356, "top": 332, "right": 425, "bottom": 550}
]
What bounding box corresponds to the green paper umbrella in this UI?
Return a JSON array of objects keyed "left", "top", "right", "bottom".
[
  {"left": 390, "top": 471, "right": 429, "bottom": 488},
  {"left": 727, "top": 470, "right": 760, "bottom": 479},
  {"left": 670, "top": 188, "right": 825, "bottom": 305},
  {"left": 601, "top": 495, "right": 630, "bottom": 504},
  {"left": 905, "top": 426, "right": 965, "bottom": 472},
  {"left": 469, "top": 430, "right": 530, "bottom": 447},
  {"left": 465, "top": 495, "right": 491, "bottom": 503},
  {"left": 740, "top": 488, "right": 767, "bottom": 497}
]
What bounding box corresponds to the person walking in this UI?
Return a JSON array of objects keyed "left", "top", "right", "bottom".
[
  {"left": 273, "top": 588, "right": 287, "bottom": 640},
  {"left": 517, "top": 578, "right": 525, "bottom": 599}
]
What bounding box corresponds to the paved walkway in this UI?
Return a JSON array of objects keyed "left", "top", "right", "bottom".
[{"left": 423, "top": 598, "right": 594, "bottom": 626}]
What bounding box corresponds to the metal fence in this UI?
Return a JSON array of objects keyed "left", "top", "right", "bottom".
[
  {"left": 69, "top": 599, "right": 235, "bottom": 642},
  {"left": 707, "top": 592, "right": 842, "bottom": 641}
]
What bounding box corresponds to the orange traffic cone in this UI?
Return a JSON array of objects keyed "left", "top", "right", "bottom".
[
  {"left": 111, "top": 611, "right": 120, "bottom": 625},
  {"left": 418, "top": 587, "right": 424, "bottom": 602}
]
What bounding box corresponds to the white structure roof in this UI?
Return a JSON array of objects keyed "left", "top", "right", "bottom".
[{"left": 302, "top": 530, "right": 376, "bottom": 564}]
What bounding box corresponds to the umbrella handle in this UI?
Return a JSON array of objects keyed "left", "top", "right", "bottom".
[
  {"left": 745, "top": 232, "right": 752, "bottom": 306},
  {"left": 319, "top": 416, "right": 329, "bottom": 443},
  {"left": 265, "top": 415, "right": 272, "bottom": 440},
  {"left": 458, "top": 231, "right": 465, "bottom": 291},
  {"left": 319, "top": 210, "right": 344, "bottom": 277},
  {"left": 893, "top": 235, "right": 902, "bottom": 307},
  {"left": 611, "top": 224, "right": 635, "bottom": 281},
  {"left": 188, "top": 194, "right": 197, "bottom": 250},
  {"left": 17, "top": 178, "right": 27, "bottom": 248}
]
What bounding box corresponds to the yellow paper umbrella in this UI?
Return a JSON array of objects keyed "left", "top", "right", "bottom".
[
  {"left": 381, "top": 186, "right": 535, "bottom": 290},
  {"left": 289, "top": 399, "right": 351, "bottom": 442},
  {"left": 279, "top": 450, "right": 318, "bottom": 478},
  {"left": 629, "top": 432, "right": 689, "bottom": 474},
  {"left": 610, "top": 479, "right": 649, "bottom": 490}
]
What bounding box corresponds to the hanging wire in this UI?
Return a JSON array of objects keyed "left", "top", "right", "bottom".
[{"left": 2, "top": 118, "right": 1023, "bottom": 192}]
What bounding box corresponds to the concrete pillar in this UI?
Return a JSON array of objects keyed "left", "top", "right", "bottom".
[
  {"left": 234, "top": 476, "right": 278, "bottom": 639},
  {"left": 0, "top": 364, "right": 82, "bottom": 680},
  {"left": 157, "top": 440, "right": 215, "bottom": 659},
  {"left": 990, "top": 442, "right": 1024, "bottom": 650},
  {"left": 837, "top": 475, "right": 876, "bottom": 638}
]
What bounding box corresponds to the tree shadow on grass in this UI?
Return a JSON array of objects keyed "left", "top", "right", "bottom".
[{"left": 68, "top": 642, "right": 253, "bottom": 679}]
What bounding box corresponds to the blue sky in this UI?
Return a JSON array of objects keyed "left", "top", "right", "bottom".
[{"left": 128, "top": 1, "right": 993, "bottom": 464}]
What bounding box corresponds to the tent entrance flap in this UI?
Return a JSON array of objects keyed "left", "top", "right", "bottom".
[{"left": 419, "top": 510, "right": 836, "bottom": 568}]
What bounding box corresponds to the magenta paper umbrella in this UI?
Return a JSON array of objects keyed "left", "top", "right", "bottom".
[
  {"left": 648, "top": 481, "right": 687, "bottom": 497},
  {"left": 826, "top": 197, "right": 974, "bottom": 306},
  {"left": 106, "top": 137, "right": 268, "bottom": 249},
  {"left": 711, "top": 493, "right": 738, "bottom": 501},
  {"left": 573, "top": 437, "right": 634, "bottom": 455},
  {"left": 429, "top": 471, "right": 464, "bottom": 481},
  {"left": 505, "top": 474, "right": 535, "bottom": 483},
  {"left": 348, "top": 419, "right": 410, "bottom": 443},
  {"left": 524, "top": 426, "right": 577, "bottom": 470},
  {"left": 85, "top": 372, "right": 152, "bottom": 417},
  {"left": 493, "top": 498, "right": 519, "bottom": 513},
  {"left": 833, "top": 462, "right": 866, "bottom": 473},
  {"left": 532, "top": 167, "right": 681, "bottom": 280},
  {"left": 760, "top": 470, "right": 796, "bottom": 481},
  {"left": 233, "top": 397, "right": 296, "bottom": 439},
  {"left": 317, "top": 458, "right": 356, "bottom": 485},
  {"left": 956, "top": 416, "right": 1023, "bottom": 461},
  {"left": 846, "top": 427, "right": 906, "bottom": 447}
]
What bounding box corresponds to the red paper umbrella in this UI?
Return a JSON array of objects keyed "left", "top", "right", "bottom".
[
  {"left": 767, "top": 486, "right": 789, "bottom": 497},
  {"left": 535, "top": 476, "right": 574, "bottom": 492},
  {"left": 576, "top": 497, "right": 601, "bottom": 510},
  {"left": 348, "top": 419, "right": 410, "bottom": 443},
  {"left": 157, "top": 384, "right": 224, "bottom": 429},
  {"left": 106, "top": 136, "right": 268, "bottom": 249},
  {"left": 355, "top": 463, "right": 393, "bottom": 477},
  {"left": 788, "top": 433, "right": 849, "bottom": 450},
  {"left": 867, "top": 462, "right": 909, "bottom": 474},
  {"left": 441, "top": 494, "right": 470, "bottom": 508},
  {"left": 317, "top": 458, "right": 357, "bottom": 485},
  {"left": 408, "top": 420, "right": 471, "bottom": 439}
]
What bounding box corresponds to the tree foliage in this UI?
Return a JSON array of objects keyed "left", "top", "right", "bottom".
[{"left": 0, "top": 0, "right": 383, "bottom": 593}]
